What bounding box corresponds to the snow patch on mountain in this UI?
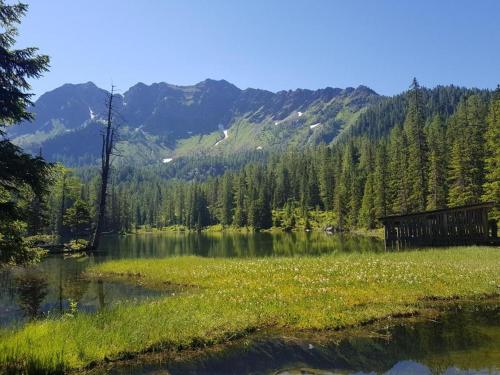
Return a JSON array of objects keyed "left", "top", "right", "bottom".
[{"left": 215, "top": 129, "right": 229, "bottom": 146}]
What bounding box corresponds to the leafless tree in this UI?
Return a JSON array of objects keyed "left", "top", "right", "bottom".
[{"left": 89, "top": 86, "right": 120, "bottom": 251}]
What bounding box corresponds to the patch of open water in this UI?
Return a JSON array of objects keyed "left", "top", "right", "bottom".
[{"left": 105, "top": 303, "right": 500, "bottom": 375}]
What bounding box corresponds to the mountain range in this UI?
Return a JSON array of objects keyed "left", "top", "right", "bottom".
[{"left": 8, "top": 79, "right": 381, "bottom": 165}]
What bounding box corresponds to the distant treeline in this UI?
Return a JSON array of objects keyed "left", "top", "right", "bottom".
[{"left": 32, "top": 82, "right": 500, "bottom": 236}]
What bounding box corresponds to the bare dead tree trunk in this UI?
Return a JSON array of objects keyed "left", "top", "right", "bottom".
[
  {"left": 89, "top": 86, "right": 116, "bottom": 251},
  {"left": 58, "top": 172, "right": 66, "bottom": 236}
]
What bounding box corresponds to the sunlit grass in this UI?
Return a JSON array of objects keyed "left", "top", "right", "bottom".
[{"left": 0, "top": 246, "right": 499, "bottom": 373}]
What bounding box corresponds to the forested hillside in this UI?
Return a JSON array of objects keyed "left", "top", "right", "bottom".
[{"left": 30, "top": 81, "right": 499, "bottom": 237}]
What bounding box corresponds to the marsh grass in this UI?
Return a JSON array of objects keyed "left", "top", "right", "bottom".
[{"left": 1, "top": 247, "right": 499, "bottom": 373}]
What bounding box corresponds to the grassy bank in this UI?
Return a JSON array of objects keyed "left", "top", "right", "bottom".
[{"left": 1, "top": 247, "right": 499, "bottom": 373}]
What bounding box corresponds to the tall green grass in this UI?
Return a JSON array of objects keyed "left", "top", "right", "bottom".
[{"left": 1, "top": 247, "right": 498, "bottom": 373}]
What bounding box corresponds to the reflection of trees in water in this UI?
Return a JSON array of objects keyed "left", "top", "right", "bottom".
[
  {"left": 62, "top": 277, "right": 90, "bottom": 306},
  {"left": 15, "top": 272, "right": 48, "bottom": 319},
  {"left": 164, "top": 305, "right": 497, "bottom": 375},
  {"left": 0, "top": 268, "right": 17, "bottom": 301},
  {"left": 97, "top": 279, "right": 105, "bottom": 309},
  {"left": 111, "top": 232, "right": 384, "bottom": 259}
]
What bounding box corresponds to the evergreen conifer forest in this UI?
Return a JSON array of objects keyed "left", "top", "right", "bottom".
[{"left": 38, "top": 83, "right": 500, "bottom": 236}]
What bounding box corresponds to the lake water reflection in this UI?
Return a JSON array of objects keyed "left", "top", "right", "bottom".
[
  {"left": 108, "top": 303, "right": 500, "bottom": 375},
  {"left": 0, "top": 232, "right": 383, "bottom": 326},
  {"left": 99, "top": 231, "right": 384, "bottom": 258}
]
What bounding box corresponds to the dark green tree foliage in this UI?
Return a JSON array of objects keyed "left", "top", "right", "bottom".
[
  {"left": 219, "top": 174, "right": 233, "bottom": 226},
  {"left": 373, "top": 140, "right": 388, "bottom": 218},
  {"left": 387, "top": 125, "right": 410, "bottom": 214},
  {"left": 185, "top": 185, "right": 211, "bottom": 230},
  {"left": 0, "top": 1, "right": 50, "bottom": 263},
  {"left": 447, "top": 95, "right": 487, "bottom": 206},
  {"left": 63, "top": 199, "right": 91, "bottom": 237},
  {"left": 344, "top": 85, "right": 481, "bottom": 141},
  {"left": 425, "top": 115, "right": 447, "bottom": 210},
  {"left": 26, "top": 188, "right": 49, "bottom": 235},
  {"left": 0, "top": 1, "right": 49, "bottom": 127},
  {"left": 233, "top": 172, "right": 247, "bottom": 226},
  {"left": 358, "top": 141, "right": 376, "bottom": 228},
  {"left": 317, "top": 144, "right": 334, "bottom": 210},
  {"left": 404, "top": 78, "right": 427, "bottom": 211},
  {"left": 483, "top": 86, "right": 500, "bottom": 220},
  {"left": 36, "top": 81, "right": 497, "bottom": 233}
]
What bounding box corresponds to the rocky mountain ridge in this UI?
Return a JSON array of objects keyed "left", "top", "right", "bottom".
[{"left": 8, "top": 79, "right": 381, "bottom": 165}]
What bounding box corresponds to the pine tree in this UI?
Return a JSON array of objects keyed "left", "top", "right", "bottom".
[
  {"left": 233, "top": 172, "right": 247, "bottom": 226},
  {"left": 359, "top": 171, "right": 376, "bottom": 228},
  {"left": 317, "top": 144, "right": 334, "bottom": 210},
  {"left": 337, "top": 143, "right": 361, "bottom": 228},
  {"left": 425, "top": 115, "right": 447, "bottom": 209},
  {"left": 448, "top": 95, "right": 487, "bottom": 206},
  {"left": 0, "top": 0, "right": 50, "bottom": 263},
  {"left": 388, "top": 125, "right": 410, "bottom": 214},
  {"left": 0, "top": 1, "right": 49, "bottom": 128},
  {"left": 251, "top": 187, "right": 273, "bottom": 230},
  {"left": 220, "top": 174, "right": 233, "bottom": 226},
  {"left": 373, "top": 141, "right": 389, "bottom": 220},
  {"left": 404, "top": 78, "right": 427, "bottom": 211},
  {"left": 333, "top": 148, "right": 347, "bottom": 229},
  {"left": 483, "top": 86, "right": 500, "bottom": 220},
  {"left": 358, "top": 140, "right": 376, "bottom": 228},
  {"left": 134, "top": 205, "right": 142, "bottom": 230},
  {"left": 63, "top": 199, "right": 91, "bottom": 238},
  {"left": 273, "top": 162, "right": 290, "bottom": 208}
]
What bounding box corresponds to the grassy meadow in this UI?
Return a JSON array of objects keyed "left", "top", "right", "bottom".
[{"left": 0, "top": 246, "right": 499, "bottom": 373}]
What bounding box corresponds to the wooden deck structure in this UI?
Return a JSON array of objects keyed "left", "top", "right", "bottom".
[{"left": 379, "top": 202, "right": 497, "bottom": 249}]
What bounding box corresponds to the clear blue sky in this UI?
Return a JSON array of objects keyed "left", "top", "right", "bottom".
[{"left": 15, "top": 0, "right": 500, "bottom": 96}]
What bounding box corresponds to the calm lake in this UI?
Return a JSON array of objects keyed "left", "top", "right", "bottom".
[
  {"left": 0, "top": 232, "right": 382, "bottom": 327},
  {"left": 1, "top": 232, "right": 498, "bottom": 374}
]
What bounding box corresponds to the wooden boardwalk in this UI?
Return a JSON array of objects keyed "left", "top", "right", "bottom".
[{"left": 379, "top": 202, "right": 498, "bottom": 249}]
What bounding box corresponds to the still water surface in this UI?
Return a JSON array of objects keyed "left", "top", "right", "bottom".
[
  {"left": 107, "top": 303, "right": 500, "bottom": 375},
  {"left": 0, "top": 232, "right": 382, "bottom": 326}
]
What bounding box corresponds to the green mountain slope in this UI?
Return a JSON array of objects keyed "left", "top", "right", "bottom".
[{"left": 7, "top": 80, "right": 380, "bottom": 165}]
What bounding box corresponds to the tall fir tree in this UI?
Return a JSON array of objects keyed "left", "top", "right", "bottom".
[
  {"left": 404, "top": 78, "right": 427, "bottom": 211},
  {"left": 388, "top": 125, "right": 410, "bottom": 214},
  {"left": 0, "top": 0, "right": 50, "bottom": 263},
  {"left": 220, "top": 173, "right": 234, "bottom": 226},
  {"left": 482, "top": 86, "right": 500, "bottom": 220},
  {"left": 317, "top": 144, "right": 334, "bottom": 210},
  {"left": 333, "top": 148, "right": 347, "bottom": 229},
  {"left": 358, "top": 140, "right": 376, "bottom": 228},
  {"left": 233, "top": 172, "right": 247, "bottom": 227},
  {"left": 448, "top": 95, "right": 487, "bottom": 206},
  {"left": 425, "top": 115, "right": 448, "bottom": 210},
  {"left": 373, "top": 140, "right": 389, "bottom": 220},
  {"left": 359, "top": 171, "right": 376, "bottom": 228}
]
